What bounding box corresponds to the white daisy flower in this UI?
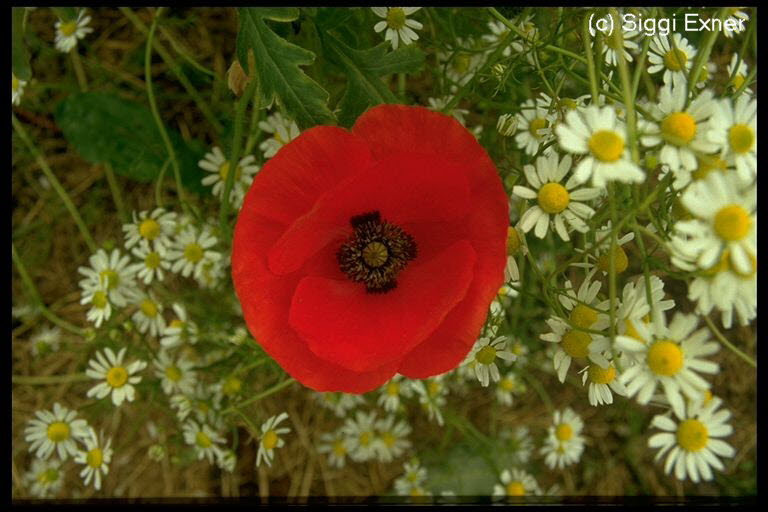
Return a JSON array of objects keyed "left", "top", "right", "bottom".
[
  {"left": 540, "top": 408, "right": 586, "bottom": 470},
  {"left": 216, "top": 449, "right": 237, "bottom": 472},
  {"left": 493, "top": 468, "right": 542, "bottom": 497},
  {"left": 615, "top": 275, "right": 675, "bottom": 337},
  {"left": 504, "top": 225, "right": 526, "bottom": 282},
  {"left": 440, "top": 38, "right": 485, "bottom": 92},
  {"left": 212, "top": 375, "right": 244, "bottom": 403},
  {"left": 198, "top": 146, "right": 260, "bottom": 209},
  {"left": 647, "top": 33, "right": 696, "bottom": 86},
  {"left": 128, "top": 242, "right": 171, "bottom": 285},
  {"left": 648, "top": 396, "right": 735, "bottom": 483},
  {"left": 24, "top": 458, "right": 64, "bottom": 498},
  {"left": 489, "top": 283, "right": 519, "bottom": 319},
  {"left": 690, "top": 60, "right": 716, "bottom": 90},
  {"left": 483, "top": 20, "right": 513, "bottom": 57},
  {"left": 617, "top": 312, "right": 720, "bottom": 418},
  {"left": 256, "top": 412, "right": 291, "bottom": 467},
  {"left": 509, "top": 15, "right": 539, "bottom": 65},
  {"left": 85, "top": 347, "right": 147, "bottom": 407},
  {"left": 122, "top": 208, "right": 177, "bottom": 251},
  {"left": 377, "top": 374, "right": 413, "bottom": 413},
  {"left": 579, "top": 361, "right": 627, "bottom": 406},
  {"left": 160, "top": 303, "right": 199, "bottom": 348},
  {"left": 24, "top": 403, "right": 89, "bottom": 461},
  {"left": 722, "top": 9, "right": 749, "bottom": 38},
  {"left": 79, "top": 283, "right": 111, "bottom": 328},
  {"left": 639, "top": 84, "right": 718, "bottom": 189},
  {"left": 258, "top": 111, "right": 300, "bottom": 159},
  {"left": 73, "top": 428, "right": 113, "bottom": 491},
  {"left": 371, "top": 7, "right": 423, "bottom": 51},
  {"left": 374, "top": 415, "right": 412, "bottom": 463},
  {"left": 672, "top": 172, "right": 756, "bottom": 275},
  {"left": 463, "top": 335, "right": 516, "bottom": 387},
  {"left": 427, "top": 96, "right": 469, "bottom": 125},
  {"left": 314, "top": 392, "right": 365, "bottom": 418},
  {"left": 599, "top": 12, "right": 639, "bottom": 67},
  {"left": 54, "top": 9, "right": 93, "bottom": 53},
  {"left": 536, "top": 92, "right": 592, "bottom": 125},
  {"left": 167, "top": 225, "right": 222, "bottom": 280},
  {"left": 393, "top": 460, "right": 428, "bottom": 495},
  {"left": 318, "top": 431, "right": 351, "bottom": 469},
  {"left": 153, "top": 350, "right": 197, "bottom": 396},
  {"left": 514, "top": 153, "right": 602, "bottom": 241},
  {"left": 506, "top": 426, "right": 534, "bottom": 464},
  {"left": 572, "top": 222, "right": 634, "bottom": 276},
  {"left": 726, "top": 53, "right": 750, "bottom": 93},
  {"left": 176, "top": 382, "right": 223, "bottom": 426},
  {"left": 495, "top": 371, "right": 526, "bottom": 406},
  {"left": 411, "top": 376, "right": 448, "bottom": 426},
  {"left": 183, "top": 420, "right": 226, "bottom": 465},
  {"left": 556, "top": 105, "right": 645, "bottom": 188},
  {"left": 12, "top": 73, "right": 27, "bottom": 105},
  {"left": 706, "top": 95, "right": 756, "bottom": 185},
  {"left": 508, "top": 338, "right": 530, "bottom": 367},
  {"left": 77, "top": 248, "right": 138, "bottom": 308},
  {"left": 195, "top": 253, "right": 229, "bottom": 289},
  {"left": 341, "top": 410, "right": 380, "bottom": 462},
  {"left": 131, "top": 292, "right": 165, "bottom": 337},
  {"left": 514, "top": 99, "right": 557, "bottom": 157},
  {"left": 29, "top": 326, "right": 62, "bottom": 357}
]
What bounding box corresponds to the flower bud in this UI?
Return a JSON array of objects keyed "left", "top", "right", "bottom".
[{"left": 497, "top": 113, "right": 518, "bottom": 137}]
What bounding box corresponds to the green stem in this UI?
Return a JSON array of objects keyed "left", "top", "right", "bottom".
[
  {"left": 157, "top": 25, "right": 216, "bottom": 77},
  {"left": 609, "top": 8, "right": 638, "bottom": 164},
  {"left": 70, "top": 50, "right": 88, "bottom": 92},
  {"left": 702, "top": 315, "right": 756, "bottom": 369},
  {"left": 12, "top": 373, "right": 90, "bottom": 385},
  {"left": 732, "top": 67, "right": 756, "bottom": 100},
  {"left": 607, "top": 183, "right": 618, "bottom": 347},
  {"left": 223, "top": 378, "right": 293, "bottom": 415},
  {"left": 582, "top": 13, "right": 599, "bottom": 104},
  {"left": 12, "top": 243, "right": 85, "bottom": 336},
  {"left": 12, "top": 114, "right": 97, "bottom": 252},
  {"left": 155, "top": 157, "right": 171, "bottom": 208},
  {"left": 104, "top": 163, "right": 129, "bottom": 223},
  {"left": 685, "top": 8, "right": 728, "bottom": 106}
]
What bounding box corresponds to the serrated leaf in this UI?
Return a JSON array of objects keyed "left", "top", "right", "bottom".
[
  {"left": 323, "top": 33, "right": 425, "bottom": 127},
  {"left": 12, "top": 8, "right": 31, "bottom": 81},
  {"left": 54, "top": 92, "right": 207, "bottom": 194},
  {"left": 236, "top": 7, "right": 334, "bottom": 129}
]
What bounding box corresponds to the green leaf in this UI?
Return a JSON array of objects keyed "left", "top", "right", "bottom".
[
  {"left": 322, "top": 33, "right": 425, "bottom": 127},
  {"left": 236, "top": 7, "right": 335, "bottom": 129},
  {"left": 54, "top": 92, "right": 207, "bottom": 194},
  {"left": 12, "top": 8, "right": 31, "bottom": 81}
]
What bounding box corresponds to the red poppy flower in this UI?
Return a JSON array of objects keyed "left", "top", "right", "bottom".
[{"left": 232, "top": 104, "right": 508, "bottom": 393}]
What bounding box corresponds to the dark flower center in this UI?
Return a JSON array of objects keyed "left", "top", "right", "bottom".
[{"left": 337, "top": 211, "right": 417, "bottom": 294}]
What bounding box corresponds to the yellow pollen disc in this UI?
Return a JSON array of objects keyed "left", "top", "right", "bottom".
[
  {"left": 165, "top": 365, "right": 182, "bottom": 382},
  {"left": 197, "top": 401, "right": 210, "bottom": 414},
  {"left": 382, "top": 432, "right": 396, "bottom": 447},
  {"left": 12, "top": 75, "right": 20, "bottom": 91},
  {"left": 561, "top": 330, "right": 591, "bottom": 359},
  {"left": 38, "top": 468, "right": 60, "bottom": 484},
  {"left": 218, "top": 162, "right": 242, "bottom": 182},
  {"left": 452, "top": 54, "right": 471, "bottom": 74},
  {"left": 262, "top": 430, "right": 278, "bottom": 450},
  {"left": 140, "top": 299, "right": 158, "bottom": 317},
  {"left": 333, "top": 440, "right": 347, "bottom": 456},
  {"left": 555, "top": 423, "right": 573, "bottom": 441},
  {"left": 692, "top": 155, "right": 728, "bottom": 181},
  {"left": 588, "top": 364, "right": 616, "bottom": 384},
  {"left": 106, "top": 366, "right": 128, "bottom": 388},
  {"left": 559, "top": 98, "right": 578, "bottom": 110},
  {"left": 500, "top": 377, "right": 515, "bottom": 391},
  {"left": 99, "top": 269, "right": 120, "bottom": 290},
  {"left": 92, "top": 291, "right": 108, "bottom": 309},
  {"left": 661, "top": 112, "right": 697, "bottom": 146},
  {"left": 139, "top": 219, "right": 161, "bottom": 240},
  {"left": 46, "top": 422, "right": 70, "bottom": 442},
  {"left": 362, "top": 241, "right": 388, "bottom": 268},
  {"left": 597, "top": 245, "right": 629, "bottom": 274},
  {"left": 60, "top": 21, "right": 78, "bottom": 37},
  {"left": 732, "top": 74, "right": 745, "bottom": 90},
  {"left": 170, "top": 319, "right": 184, "bottom": 329},
  {"left": 428, "top": 380, "right": 441, "bottom": 396},
  {"left": 506, "top": 481, "right": 526, "bottom": 496},
  {"left": 569, "top": 304, "right": 598, "bottom": 330},
  {"left": 529, "top": 118, "right": 548, "bottom": 138},
  {"left": 507, "top": 227, "right": 521, "bottom": 255},
  {"left": 663, "top": 48, "right": 688, "bottom": 71},
  {"left": 677, "top": 419, "right": 708, "bottom": 452},
  {"left": 359, "top": 431, "right": 371, "bottom": 446},
  {"left": 86, "top": 448, "right": 103, "bottom": 468},
  {"left": 196, "top": 431, "right": 212, "bottom": 448},
  {"left": 386, "top": 7, "right": 407, "bottom": 30},
  {"left": 647, "top": 340, "right": 683, "bottom": 376},
  {"left": 223, "top": 376, "right": 242, "bottom": 395},
  {"left": 476, "top": 345, "right": 497, "bottom": 365},
  {"left": 537, "top": 182, "right": 570, "bottom": 214},
  {"left": 386, "top": 381, "right": 400, "bottom": 396},
  {"left": 184, "top": 243, "right": 204, "bottom": 263},
  {"left": 588, "top": 130, "right": 625, "bottom": 162},
  {"left": 145, "top": 251, "right": 161, "bottom": 269},
  {"left": 728, "top": 124, "right": 754, "bottom": 154},
  {"left": 713, "top": 205, "right": 750, "bottom": 241}
]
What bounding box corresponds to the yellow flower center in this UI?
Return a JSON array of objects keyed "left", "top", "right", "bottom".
[
  {"left": 528, "top": 118, "right": 548, "bottom": 138},
  {"left": 507, "top": 227, "right": 521, "bottom": 255},
  {"left": 145, "top": 251, "right": 161, "bottom": 269},
  {"left": 222, "top": 376, "right": 242, "bottom": 395},
  {"left": 196, "top": 431, "right": 212, "bottom": 448},
  {"left": 647, "top": 340, "right": 683, "bottom": 376},
  {"left": 732, "top": 73, "right": 745, "bottom": 90},
  {"left": 218, "top": 162, "right": 243, "bottom": 182},
  {"left": 165, "top": 365, "right": 182, "bottom": 382},
  {"left": 359, "top": 431, "right": 372, "bottom": 446},
  {"left": 691, "top": 155, "right": 728, "bottom": 181},
  {"left": 663, "top": 48, "right": 688, "bottom": 71},
  {"left": 37, "top": 468, "right": 60, "bottom": 484},
  {"left": 196, "top": 401, "right": 210, "bottom": 415},
  {"left": 588, "top": 364, "right": 616, "bottom": 384},
  {"left": 12, "top": 74, "right": 20, "bottom": 92},
  {"left": 677, "top": 419, "right": 708, "bottom": 452},
  {"left": 427, "top": 380, "right": 441, "bottom": 397},
  {"left": 60, "top": 20, "right": 78, "bottom": 37},
  {"left": 106, "top": 366, "right": 129, "bottom": 387},
  {"left": 569, "top": 304, "right": 598, "bottom": 330},
  {"left": 597, "top": 245, "right": 629, "bottom": 274},
  {"left": 262, "top": 430, "right": 278, "bottom": 450},
  {"left": 386, "top": 380, "right": 400, "bottom": 397},
  {"left": 362, "top": 241, "right": 388, "bottom": 268},
  {"left": 561, "top": 330, "right": 591, "bottom": 358},
  {"left": 99, "top": 269, "right": 120, "bottom": 290},
  {"left": 139, "top": 219, "right": 161, "bottom": 240},
  {"left": 475, "top": 345, "right": 497, "bottom": 365},
  {"left": 170, "top": 319, "right": 185, "bottom": 329},
  {"left": 728, "top": 124, "right": 754, "bottom": 154},
  {"left": 713, "top": 205, "right": 750, "bottom": 241},
  {"left": 140, "top": 299, "right": 158, "bottom": 317},
  {"left": 46, "top": 422, "right": 70, "bottom": 442},
  {"left": 92, "top": 290, "right": 108, "bottom": 309},
  {"left": 86, "top": 448, "right": 103, "bottom": 468},
  {"left": 382, "top": 432, "right": 396, "bottom": 447},
  {"left": 452, "top": 53, "right": 472, "bottom": 75},
  {"left": 184, "top": 243, "right": 204, "bottom": 263},
  {"left": 333, "top": 439, "right": 347, "bottom": 456},
  {"left": 386, "top": 7, "right": 407, "bottom": 30},
  {"left": 537, "top": 182, "right": 570, "bottom": 214},
  {"left": 506, "top": 481, "right": 526, "bottom": 496},
  {"left": 500, "top": 377, "right": 515, "bottom": 391},
  {"left": 588, "top": 130, "right": 624, "bottom": 162},
  {"left": 559, "top": 98, "right": 578, "bottom": 110},
  {"left": 555, "top": 423, "right": 573, "bottom": 441},
  {"left": 661, "top": 112, "right": 697, "bottom": 146}
]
